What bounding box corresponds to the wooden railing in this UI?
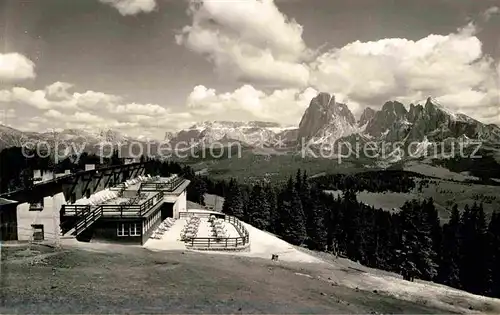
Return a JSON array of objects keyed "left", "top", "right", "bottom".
[
  {"left": 61, "top": 205, "right": 92, "bottom": 216},
  {"left": 139, "top": 177, "right": 184, "bottom": 192},
  {"left": 62, "top": 191, "right": 164, "bottom": 218},
  {"left": 179, "top": 211, "right": 211, "bottom": 219},
  {"left": 225, "top": 215, "right": 249, "bottom": 240},
  {"left": 187, "top": 237, "right": 248, "bottom": 249},
  {"left": 179, "top": 211, "right": 250, "bottom": 249},
  {"left": 75, "top": 206, "right": 103, "bottom": 236}
]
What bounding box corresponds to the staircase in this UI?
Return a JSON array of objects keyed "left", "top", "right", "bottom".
[{"left": 62, "top": 206, "right": 103, "bottom": 237}]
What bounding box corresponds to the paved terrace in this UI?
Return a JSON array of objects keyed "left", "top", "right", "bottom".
[{"left": 143, "top": 209, "right": 246, "bottom": 251}]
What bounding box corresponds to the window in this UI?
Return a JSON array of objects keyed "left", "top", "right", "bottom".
[
  {"left": 32, "top": 224, "right": 44, "bottom": 241},
  {"left": 29, "top": 198, "right": 44, "bottom": 211},
  {"left": 117, "top": 223, "right": 129, "bottom": 236},
  {"left": 130, "top": 223, "right": 141, "bottom": 236},
  {"left": 117, "top": 223, "right": 141, "bottom": 236}
]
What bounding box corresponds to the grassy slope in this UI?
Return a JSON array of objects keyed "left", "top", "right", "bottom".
[
  {"left": 0, "top": 244, "right": 447, "bottom": 314},
  {"left": 189, "top": 151, "right": 500, "bottom": 220},
  {"left": 326, "top": 177, "right": 500, "bottom": 221},
  {"left": 185, "top": 149, "right": 375, "bottom": 184}
]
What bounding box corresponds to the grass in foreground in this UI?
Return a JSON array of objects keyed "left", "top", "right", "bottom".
[{"left": 0, "top": 243, "right": 448, "bottom": 314}]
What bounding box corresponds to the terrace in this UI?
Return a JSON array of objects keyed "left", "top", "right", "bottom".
[
  {"left": 137, "top": 175, "right": 186, "bottom": 193},
  {"left": 61, "top": 175, "right": 166, "bottom": 236},
  {"left": 63, "top": 191, "right": 164, "bottom": 218},
  {"left": 144, "top": 210, "right": 250, "bottom": 251}
]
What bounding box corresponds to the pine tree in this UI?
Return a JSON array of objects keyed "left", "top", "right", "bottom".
[
  {"left": 264, "top": 185, "right": 278, "bottom": 233},
  {"left": 295, "top": 169, "right": 302, "bottom": 192},
  {"left": 459, "top": 203, "right": 490, "bottom": 294},
  {"left": 437, "top": 204, "right": 461, "bottom": 288},
  {"left": 298, "top": 172, "right": 315, "bottom": 247},
  {"left": 277, "top": 177, "right": 306, "bottom": 245},
  {"left": 475, "top": 203, "right": 491, "bottom": 294},
  {"left": 398, "top": 200, "right": 437, "bottom": 281},
  {"left": 187, "top": 177, "right": 207, "bottom": 206},
  {"left": 487, "top": 212, "right": 500, "bottom": 297},
  {"left": 306, "top": 187, "right": 327, "bottom": 250},
  {"left": 222, "top": 179, "right": 244, "bottom": 218},
  {"left": 398, "top": 202, "right": 420, "bottom": 281},
  {"left": 422, "top": 198, "right": 441, "bottom": 280},
  {"left": 247, "top": 184, "right": 270, "bottom": 230}
]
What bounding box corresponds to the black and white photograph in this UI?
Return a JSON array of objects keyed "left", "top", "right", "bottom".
[{"left": 1, "top": 0, "right": 500, "bottom": 313}]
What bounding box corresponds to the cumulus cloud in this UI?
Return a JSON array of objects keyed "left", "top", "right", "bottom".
[
  {"left": 483, "top": 6, "right": 500, "bottom": 20},
  {"left": 176, "top": 0, "right": 311, "bottom": 87},
  {"left": 309, "top": 23, "right": 500, "bottom": 122},
  {"left": 1, "top": 82, "right": 121, "bottom": 110},
  {"left": 98, "top": 0, "right": 157, "bottom": 16},
  {"left": 0, "top": 53, "right": 36, "bottom": 82},
  {"left": 0, "top": 109, "right": 15, "bottom": 125},
  {"left": 176, "top": 2, "right": 500, "bottom": 124},
  {"left": 186, "top": 84, "right": 317, "bottom": 125},
  {"left": 0, "top": 82, "right": 190, "bottom": 138}
]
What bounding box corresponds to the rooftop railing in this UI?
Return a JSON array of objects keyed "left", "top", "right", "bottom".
[
  {"left": 62, "top": 191, "right": 164, "bottom": 218},
  {"left": 139, "top": 176, "right": 184, "bottom": 192}
]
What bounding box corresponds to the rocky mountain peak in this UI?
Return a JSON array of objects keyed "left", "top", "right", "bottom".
[
  {"left": 164, "top": 131, "right": 175, "bottom": 142},
  {"left": 358, "top": 107, "right": 376, "bottom": 126},
  {"left": 298, "top": 92, "right": 357, "bottom": 143},
  {"left": 313, "top": 92, "right": 335, "bottom": 109},
  {"left": 364, "top": 101, "right": 410, "bottom": 138},
  {"left": 381, "top": 101, "right": 408, "bottom": 117},
  {"left": 408, "top": 104, "right": 424, "bottom": 121}
]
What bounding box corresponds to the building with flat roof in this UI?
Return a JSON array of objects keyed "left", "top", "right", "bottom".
[{"left": 0, "top": 162, "right": 190, "bottom": 245}]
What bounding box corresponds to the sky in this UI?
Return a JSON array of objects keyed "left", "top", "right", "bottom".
[{"left": 0, "top": 0, "right": 499, "bottom": 139}]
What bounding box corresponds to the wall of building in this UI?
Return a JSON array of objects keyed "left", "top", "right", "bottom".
[
  {"left": 16, "top": 192, "right": 65, "bottom": 243},
  {"left": 92, "top": 218, "right": 142, "bottom": 244},
  {"left": 142, "top": 208, "right": 162, "bottom": 244},
  {"left": 172, "top": 190, "right": 187, "bottom": 219},
  {"left": 0, "top": 203, "right": 18, "bottom": 241}
]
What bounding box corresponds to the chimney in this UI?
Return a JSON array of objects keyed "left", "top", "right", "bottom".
[
  {"left": 85, "top": 164, "right": 95, "bottom": 171},
  {"left": 33, "top": 169, "right": 42, "bottom": 180},
  {"left": 44, "top": 170, "right": 54, "bottom": 182}
]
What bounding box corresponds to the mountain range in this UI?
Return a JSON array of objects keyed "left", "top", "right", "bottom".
[{"left": 1, "top": 92, "right": 499, "bottom": 161}]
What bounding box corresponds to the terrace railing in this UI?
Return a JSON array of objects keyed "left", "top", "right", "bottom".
[
  {"left": 61, "top": 205, "right": 92, "bottom": 216},
  {"left": 74, "top": 206, "right": 103, "bottom": 236},
  {"left": 139, "top": 177, "right": 184, "bottom": 192},
  {"left": 187, "top": 237, "right": 248, "bottom": 249},
  {"left": 62, "top": 191, "right": 164, "bottom": 218},
  {"left": 225, "top": 215, "right": 249, "bottom": 240},
  {"left": 179, "top": 211, "right": 250, "bottom": 250}
]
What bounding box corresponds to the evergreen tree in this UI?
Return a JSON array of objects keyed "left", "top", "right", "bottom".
[
  {"left": 422, "top": 198, "right": 441, "bottom": 280},
  {"left": 475, "top": 203, "right": 491, "bottom": 294},
  {"left": 487, "top": 212, "right": 500, "bottom": 297},
  {"left": 295, "top": 169, "right": 302, "bottom": 192},
  {"left": 437, "top": 204, "right": 461, "bottom": 288},
  {"left": 222, "top": 178, "right": 244, "bottom": 219},
  {"left": 277, "top": 177, "right": 306, "bottom": 245},
  {"left": 459, "top": 203, "right": 490, "bottom": 294},
  {"left": 264, "top": 185, "right": 278, "bottom": 233},
  {"left": 306, "top": 187, "right": 327, "bottom": 250},
  {"left": 247, "top": 184, "right": 270, "bottom": 230},
  {"left": 398, "top": 202, "right": 420, "bottom": 281},
  {"left": 398, "top": 200, "right": 437, "bottom": 281},
  {"left": 187, "top": 177, "right": 206, "bottom": 206}
]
